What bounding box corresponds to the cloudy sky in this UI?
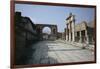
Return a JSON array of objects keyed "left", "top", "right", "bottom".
[{"left": 15, "top": 4, "right": 95, "bottom": 33}]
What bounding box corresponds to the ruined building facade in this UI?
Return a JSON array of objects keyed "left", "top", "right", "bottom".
[
  {"left": 15, "top": 12, "right": 39, "bottom": 64},
  {"left": 65, "top": 13, "right": 94, "bottom": 44}
]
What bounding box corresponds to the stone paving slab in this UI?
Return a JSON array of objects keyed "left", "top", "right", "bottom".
[
  {"left": 57, "top": 40, "right": 95, "bottom": 51},
  {"left": 28, "top": 40, "right": 94, "bottom": 64}
]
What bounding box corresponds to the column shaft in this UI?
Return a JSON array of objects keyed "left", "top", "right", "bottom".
[
  {"left": 69, "top": 23, "right": 71, "bottom": 41},
  {"left": 72, "top": 21, "right": 75, "bottom": 42},
  {"left": 79, "top": 31, "right": 82, "bottom": 43},
  {"left": 85, "top": 30, "right": 89, "bottom": 44}
]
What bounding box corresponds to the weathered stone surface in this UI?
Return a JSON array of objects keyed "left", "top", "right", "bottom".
[{"left": 28, "top": 40, "right": 94, "bottom": 64}]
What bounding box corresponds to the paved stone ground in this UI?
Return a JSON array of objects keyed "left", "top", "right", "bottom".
[
  {"left": 58, "top": 40, "right": 95, "bottom": 51},
  {"left": 28, "top": 40, "right": 94, "bottom": 64}
]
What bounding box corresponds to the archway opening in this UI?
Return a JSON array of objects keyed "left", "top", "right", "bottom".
[
  {"left": 42, "top": 27, "right": 51, "bottom": 40},
  {"left": 42, "top": 27, "right": 51, "bottom": 34}
]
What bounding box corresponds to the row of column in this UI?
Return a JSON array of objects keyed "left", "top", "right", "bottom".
[
  {"left": 78, "top": 30, "right": 89, "bottom": 43},
  {"left": 66, "top": 13, "right": 75, "bottom": 42},
  {"left": 66, "top": 13, "right": 89, "bottom": 44},
  {"left": 66, "top": 20, "right": 75, "bottom": 42}
]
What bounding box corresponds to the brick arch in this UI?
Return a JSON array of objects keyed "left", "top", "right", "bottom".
[{"left": 36, "top": 24, "right": 57, "bottom": 40}]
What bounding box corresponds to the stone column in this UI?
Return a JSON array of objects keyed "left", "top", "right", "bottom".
[
  {"left": 85, "top": 30, "right": 89, "bottom": 44},
  {"left": 69, "top": 23, "right": 71, "bottom": 42},
  {"left": 51, "top": 28, "right": 54, "bottom": 40},
  {"left": 51, "top": 28, "right": 53, "bottom": 35},
  {"left": 72, "top": 20, "right": 75, "bottom": 42},
  {"left": 79, "top": 31, "right": 82, "bottom": 43},
  {"left": 66, "top": 24, "right": 68, "bottom": 41}
]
